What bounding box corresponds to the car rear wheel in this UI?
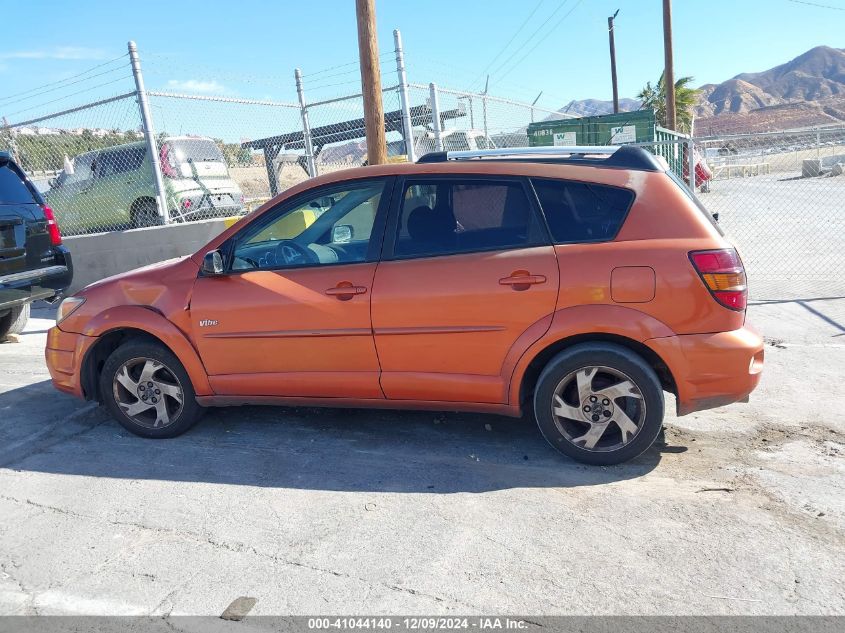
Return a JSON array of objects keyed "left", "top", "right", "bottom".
[
  {"left": 533, "top": 343, "right": 664, "bottom": 465},
  {"left": 100, "top": 340, "right": 203, "bottom": 438},
  {"left": 0, "top": 303, "right": 30, "bottom": 339},
  {"left": 132, "top": 199, "right": 162, "bottom": 228}
]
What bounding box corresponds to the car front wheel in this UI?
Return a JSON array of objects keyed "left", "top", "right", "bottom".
[
  {"left": 533, "top": 343, "right": 664, "bottom": 465},
  {"left": 99, "top": 340, "right": 203, "bottom": 438}
]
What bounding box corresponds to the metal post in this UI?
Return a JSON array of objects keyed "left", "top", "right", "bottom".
[
  {"left": 608, "top": 10, "right": 620, "bottom": 114},
  {"left": 662, "top": 0, "right": 677, "bottom": 130},
  {"left": 687, "top": 137, "right": 696, "bottom": 193},
  {"left": 393, "top": 29, "right": 416, "bottom": 163},
  {"left": 128, "top": 41, "right": 169, "bottom": 223},
  {"left": 530, "top": 92, "right": 543, "bottom": 125},
  {"left": 295, "top": 68, "right": 317, "bottom": 177},
  {"left": 482, "top": 75, "right": 489, "bottom": 140},
  {"left": 429, "top": 83, "right": 443, "bottom": 151}
]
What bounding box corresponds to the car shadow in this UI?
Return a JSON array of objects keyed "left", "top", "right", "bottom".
[
  {"left": 749, "top": 296, "right": 845, "bottom": 336},
  {"left": 0, "top": 380, "right": 676, "bottom": 493}
]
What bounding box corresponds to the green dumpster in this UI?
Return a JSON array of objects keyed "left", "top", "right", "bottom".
[{"left": 527, "top": 110, "right": 657, "bottom": 147}]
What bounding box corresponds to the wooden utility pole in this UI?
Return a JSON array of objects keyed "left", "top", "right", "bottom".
[
  {"left": 356, "top": 0, "right": 387, "bottom": 165},
  {"left": 608, "top": 10, "right": 620, "bottom": 114},
  {"left": 662, "top": 0, "right": 677, "bottom": 130}
]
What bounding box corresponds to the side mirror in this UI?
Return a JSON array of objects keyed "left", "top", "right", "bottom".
[
  {"left": 48, "top": 177, "right": 58, "bottom": 188},
  {"left": 202, "top": 250, "right": 224, "bottom": 276},
  {"left": 332, "top": 224, "right": 353, "bottom": 244}
]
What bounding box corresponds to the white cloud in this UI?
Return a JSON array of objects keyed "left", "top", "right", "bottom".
[
  {"left": 0, "top": 47, "right": 108, "bottom": 60},
  {"left": 166, "top": 79, "right": 227, "bottom": 94}
]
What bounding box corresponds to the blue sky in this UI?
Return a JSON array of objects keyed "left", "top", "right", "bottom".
[{"left": 1, "top": 0, "right": 842, "bottom": 131}]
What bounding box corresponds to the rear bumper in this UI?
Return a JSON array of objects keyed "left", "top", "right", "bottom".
[
  {"left": 0, "top": 247, "right": 73, "bottom": 309},
  {"left": 646, "top": 325, "right": 764, "bottom": 416},
  {"left": 45, "top": 325, "right": 94, "bottom": 398}
]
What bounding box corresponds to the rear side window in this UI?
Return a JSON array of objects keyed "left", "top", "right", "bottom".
[
  {"left": 0, "top": 163, "right": 36, "bottom": 204},
  {"left": 96, "top": 147, "right": 146, "bottom": 178},
  {"left": 532, "top": 179, "right": 634, "bottom": 243},
  {"left": 393, "top": 179, "right": 546, "bottom": 258}
]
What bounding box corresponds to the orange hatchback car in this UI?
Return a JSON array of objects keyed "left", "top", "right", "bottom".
[{"left": 46, "top": 146, "right": 763, "bottom": 465}]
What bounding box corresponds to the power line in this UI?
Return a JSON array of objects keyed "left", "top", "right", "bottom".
[
  {"left": 0, "top": 65, "right": 128, "bottom": 108},
  {"left": 468, "top": 0, "right": 546, "bottom": 91},
  {"left": 3, "top": 75, "right": 132, "bottom": 118},
  {"left": 0, "top": 53, "right": 128, "bottom": 102},
  {"left": 486, "top": 0, "right": 573, "bottom": 82},
  {"left": 786, "top": 0, "right": 845, "bottom": 9},
  {"left": 301, "top": 52, "right": 392, "bottom": 78},
  {"left": 493, "top": 0, "right": 585, "bottom": 86}
]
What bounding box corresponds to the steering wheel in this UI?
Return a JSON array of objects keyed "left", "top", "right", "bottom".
[{"left": 272, "top": 240, "right": 318, "bottom": 266}]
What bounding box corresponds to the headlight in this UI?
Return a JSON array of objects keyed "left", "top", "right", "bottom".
[{"left": 56, "top": 296, "right": 85, "bottom": 324}]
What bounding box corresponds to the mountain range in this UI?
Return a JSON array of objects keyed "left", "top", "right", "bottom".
[{"left": 559, "top": 45, "right": 845, "bottom": 134}]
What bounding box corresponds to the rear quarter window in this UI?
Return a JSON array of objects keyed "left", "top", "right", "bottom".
[
  {"left": 531, "top": 179, "right": 634, "bottom": 244},
  {"left": 0, "top": 163, "right": 37, "bottom": 204}
]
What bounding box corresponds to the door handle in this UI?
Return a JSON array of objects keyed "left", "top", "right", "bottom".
[
  {"left": 325, "top": 283, "right": 367, "bottom": 300},
  {"left": 499, "top": 272, "right": 547, "bottom": 288}
]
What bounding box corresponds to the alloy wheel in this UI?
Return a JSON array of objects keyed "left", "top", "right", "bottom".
[
  {"left": 550, "top": 365, "right": 646, "bottom": 452},
  {"left": 112, "top": 357, "right": 185, "bottom": 429}
]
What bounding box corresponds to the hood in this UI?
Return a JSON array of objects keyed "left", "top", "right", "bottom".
[
  {"left": 59, "top": 255, "right": 200, "bottom": 335},
  {"left": 83, "top": 256, "right": 192, "bottom": 292}
]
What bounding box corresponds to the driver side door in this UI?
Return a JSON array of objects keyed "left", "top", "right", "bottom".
[{"left": 190, "top": 177, "right": 393, "bottom": 399}]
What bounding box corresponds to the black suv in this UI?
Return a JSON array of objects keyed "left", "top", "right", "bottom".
[{"left": 0, "top": 152, "right": 72, "bottom": 338}]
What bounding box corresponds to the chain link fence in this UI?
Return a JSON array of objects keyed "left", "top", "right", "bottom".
[
  {"left": 1, "top": 38, "right": 843, "bottom": 299},
  {"left": 1, "top": 88, "right": 152, "bottom": 235},
  {"left": 694, "top": 127, "right": 845, "bottom": 299}
]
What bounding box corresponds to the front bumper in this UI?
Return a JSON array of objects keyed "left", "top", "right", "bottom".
[
  {"left": 646, "top": 325, "right": 764, "bottom": 416},
  {"left": 45, "top": 326, "right": 95, "bottom": 398}
]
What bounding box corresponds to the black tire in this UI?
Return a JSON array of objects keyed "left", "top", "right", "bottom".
[
  {"left": 0, "top": 303, "right": 30, "bottom": 338},
  {"left": 132, "top": 199, "right": 163, "bottom": 228},
  {"left": 533, "top": 343, "right": 664, "bottom": 466},
  {"left": 99, "top": 340, "right": 203, "bottom": 438}
]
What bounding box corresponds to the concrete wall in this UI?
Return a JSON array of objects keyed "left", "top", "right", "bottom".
[{"left": 64, "top": 218, "right": 231, "bottom": 293}]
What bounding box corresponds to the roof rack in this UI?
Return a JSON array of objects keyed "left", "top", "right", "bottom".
[{"left": 416, "top": 144, "right": 663, "bottom": 172}]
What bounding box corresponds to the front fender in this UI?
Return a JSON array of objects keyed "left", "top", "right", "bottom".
[
  {"left": 80, "top": 305, "right": 213, "bottom": 396},
  {"left": 504, "top": 304, "right": 675, "bottom": 406}
]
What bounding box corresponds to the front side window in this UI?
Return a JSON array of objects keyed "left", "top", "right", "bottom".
[
  {"left": 532, "top": 179, "right": 634, "bottom": 244},
  {"left": 393, "top": 179, "right": 546, "bottom": 259},
  {"left": 62, "top": 154, "right": 94, "bottom": 186},
  {"left": 231, "top": 179, "right": 386, "bottom": 270}
]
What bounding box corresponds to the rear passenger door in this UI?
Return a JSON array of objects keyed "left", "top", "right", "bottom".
[
  {"left": 371, "top": 177, "right": 560, "bottom": 404},
  {"left": 90, "top": 147, "right": 146, "bottom": 229}
]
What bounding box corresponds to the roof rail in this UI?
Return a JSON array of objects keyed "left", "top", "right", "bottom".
[{"left": 416, "top": 144, "right": 663, "bottom": 171}]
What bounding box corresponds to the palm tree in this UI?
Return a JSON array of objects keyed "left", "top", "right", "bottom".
[{"left": 637, "top": 72, "right": 700, "bottom": 133}]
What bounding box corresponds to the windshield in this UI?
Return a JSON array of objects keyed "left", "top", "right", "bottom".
[{"left": 169, "top": 139, "right": 225, "bottom": 164}]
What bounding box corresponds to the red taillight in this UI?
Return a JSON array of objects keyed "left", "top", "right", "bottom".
[
  {"left": 42, "top": 205, "right": 62, "bottom": 246},
  {"left": 689, "top": 248, "right": 747, "bottom": 311},
  {"left": 159, "top": 143, "right": 178, "bottom": 178},
  {"left": 182, "top": 198, "right": 192, "bottom": 209}
]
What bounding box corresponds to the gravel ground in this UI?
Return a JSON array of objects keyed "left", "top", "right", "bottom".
[{"left": 0, "top": 301, "right": 843, "bottom": 616}]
